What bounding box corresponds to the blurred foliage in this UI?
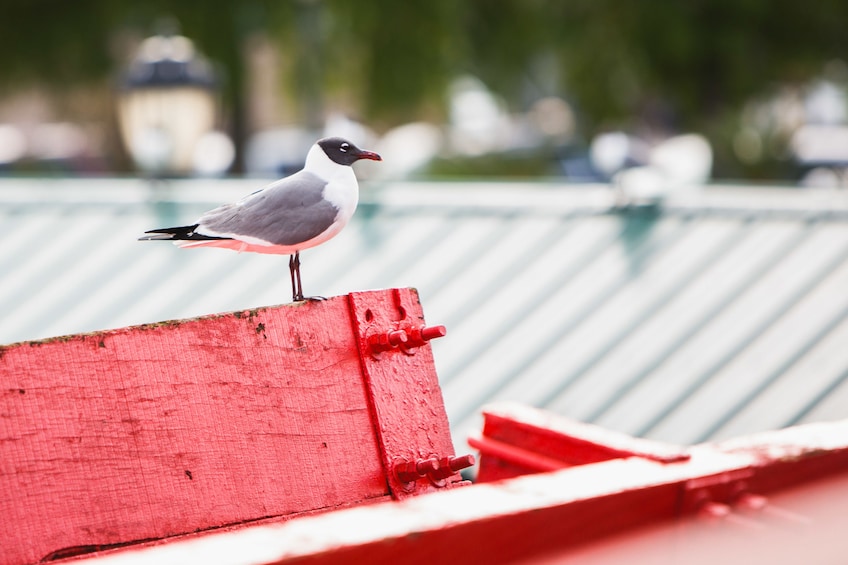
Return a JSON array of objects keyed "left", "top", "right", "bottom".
[
  {"left": 425, "top": 149, "right": 562, "bottom": 179},
  {"left": 1, "top": 0, "right": 847, "bottom": 175}
]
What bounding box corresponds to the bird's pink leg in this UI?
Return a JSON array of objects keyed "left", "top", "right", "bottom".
[{"left": 289, "top": 252, "right": 303, "bottom": 302}]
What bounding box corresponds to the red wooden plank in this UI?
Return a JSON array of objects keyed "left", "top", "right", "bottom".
[
  {"left": 347, "top": 288, "right": 465, "bottom": 498},
  {"left": 0, "top": 290, "right": 454, "bottom": 565}
]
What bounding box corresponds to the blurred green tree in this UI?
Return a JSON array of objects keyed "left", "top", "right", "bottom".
[{"left": 1, "top": 0, "right": 846, "bottom": 175}]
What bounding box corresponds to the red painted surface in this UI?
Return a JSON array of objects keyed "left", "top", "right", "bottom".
[
  {"left": 348, "top": 289, "right": 463, "bottom": 498},
  {"left": 9, "top": 289, "right": 848, "bottom": 565},
  {"left": 0, "top": 289, "right": 462, "bottom": 565},
  {"left": 471, "top": 403, "right": 691, "bottom": 482},
  {"left": 67, "top": 415, "right": 848, "bottom": 565}
]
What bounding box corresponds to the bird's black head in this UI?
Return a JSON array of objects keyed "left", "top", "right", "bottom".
[{"left": 317, "top": 137, "right": 382, "bottom": 166}]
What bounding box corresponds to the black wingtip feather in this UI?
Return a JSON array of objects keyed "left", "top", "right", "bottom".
[{"left": 138, "top": 224, "right": 232, "bottom": 241}]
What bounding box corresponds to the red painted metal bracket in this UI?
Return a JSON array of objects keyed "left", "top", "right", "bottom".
[{"left": 348, "top": 288, "right": 472, "bottom": 498}]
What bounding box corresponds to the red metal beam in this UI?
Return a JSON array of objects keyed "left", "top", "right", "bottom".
[
  {"left": 472, "top": 403, "right": 691, "bottom": 481},
  {"left": 66, "top": 417, "right": 848, "bottom": 565}
]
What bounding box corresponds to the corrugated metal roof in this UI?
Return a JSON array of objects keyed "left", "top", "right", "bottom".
[{"left": 3, "top": 178, "right": 848, "bottom": 448}]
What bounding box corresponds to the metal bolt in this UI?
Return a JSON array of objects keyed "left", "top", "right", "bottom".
[
  {"left": 368, "top": 329, "right": 408, "bottom": 354},
  {"left": 430, "top": 454, "right": 476, "bottom": 480},
  {"left": 420, "top": 325, "right": 447, "bottom": 341},
  {"left": 402, "top": 325, "right": 447, "bottom": 350},
  {"left": 394, "top": 457, "right": 441, "bottom": 483},
  {"left": 735, "top": 493, "right": 768, "bottom": 511},
  {"left": 699, "top": 501, "right": 731, "bottom": 520},
  {"left": 386, "top": 330, "right": 407, "bottom": 346}
]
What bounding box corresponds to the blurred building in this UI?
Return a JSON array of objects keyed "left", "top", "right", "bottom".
[{"left": 2, "top": 179, "right": 847, "bottom": 449}]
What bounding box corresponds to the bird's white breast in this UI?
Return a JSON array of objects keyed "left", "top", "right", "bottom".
[
  {"left": 304, "top": 143, "right": 359, "bottom": 221},
  {"left": 322, "top": 169, "right": 359, "bottom": 221}
]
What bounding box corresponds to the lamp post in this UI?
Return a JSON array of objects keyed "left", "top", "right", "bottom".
[{"left": 117, "top": 32, "right": 221, "bottom": 176}]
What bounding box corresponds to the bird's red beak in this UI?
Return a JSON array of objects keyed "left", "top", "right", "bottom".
[{"left": 356, "top": 150, "right": 382, "bottom": 161}]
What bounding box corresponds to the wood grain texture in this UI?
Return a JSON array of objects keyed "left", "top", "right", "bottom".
[
  {"left": 348, "top": 289, "right": 460, "bottom": 498},
  {"left": 1, "top": 294, "right": 395, "bottom": 565}
]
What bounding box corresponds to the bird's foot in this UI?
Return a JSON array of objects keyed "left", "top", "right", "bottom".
[{"left": 292, "top": 295, "right": 327, "bottom": 303}]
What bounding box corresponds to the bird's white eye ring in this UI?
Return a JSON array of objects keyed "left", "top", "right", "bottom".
[{"left": 340, "top": 143, "right": 349, "bottom": 152}]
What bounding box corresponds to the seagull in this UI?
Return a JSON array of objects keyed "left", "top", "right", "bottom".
[{"left": 139, "top": 136, "right": 381, "bottom": 301}]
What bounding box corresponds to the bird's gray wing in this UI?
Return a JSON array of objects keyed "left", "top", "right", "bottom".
[{"left": 198, "top": 171, "right": 339, "bottom": 246}]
